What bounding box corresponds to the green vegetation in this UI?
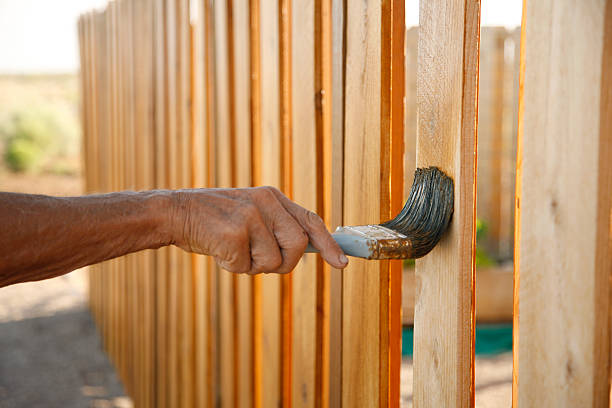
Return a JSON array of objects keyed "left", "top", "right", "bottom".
[
  {"left": 403, "top": 218, "right": 497, "bottom": 268},
  {"left": 0, "top": 75, "right": 80, "bottom": 175}
]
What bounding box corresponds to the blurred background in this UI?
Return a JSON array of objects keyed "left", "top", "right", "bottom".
[{"left": 0, "top": 1, "right": 521, "bottom": 407}]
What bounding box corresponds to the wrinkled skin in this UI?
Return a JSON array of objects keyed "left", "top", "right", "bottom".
[{"left": 0, "top": 187, "right": 347, "bottom": 288}]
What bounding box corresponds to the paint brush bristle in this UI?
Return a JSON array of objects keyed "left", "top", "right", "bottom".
[
  {"left": 382, "top": 166, "right": 454, "bottom": 258},
  {"left": 304, "top": 166, "right": 454, "bottom": 259}
]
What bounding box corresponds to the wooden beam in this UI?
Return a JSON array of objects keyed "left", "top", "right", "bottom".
[
  {"left": 412, "top": 0, "right": 480, "bottom": 407},
  {"left": 513, "top": 1, "right": 612, "bottom": 406}
]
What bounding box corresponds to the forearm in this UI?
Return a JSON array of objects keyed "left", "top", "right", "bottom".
[{"left": 0, "top": 191, "right": 177, "bottom": 287}]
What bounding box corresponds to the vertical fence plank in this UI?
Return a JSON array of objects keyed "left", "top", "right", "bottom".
[
  {"left": 279, "top": 0, "right": 293, "bottom": 404},
  {"left": 315, "top": 0, "right": 334, "bottom": 405},
  {"left": 259, "top": 0, "right": 282, "bottom": 405},
  {"left": 477, "top": 27, "right": 505, "bottom": 258},
  {"left": 175, "top": 1, "right": 194, "bottom": 405},
  {"left": 513, "top": 1, "right": 612, "bottom": 406},
  {"left": 380, "top": 0, "right": 404, "bottom": 404},
  {"left": 212, "top": 0, "right": 237, "bottom": 405},
  {"left": 412, "top": 0, "right": 480, "bottom": 407},
  {"left": 231, "top": 0, "right": 254, "bottom": 405},
  {"left": 193, "top": 0, "right": 214, "bottom": 406},
  {"left": 290, "top": 0, "right": 317, "bottom": 406},
  {"left": 342, "top": 0, "right": 382, "bottom": 402},
  {"left": 404, "top": 27, "right": 418, "bottom": 192},
  {"left": 165, "top": 0, "right": 181, "bottom": 404},
  {"left": 249, "top": 0, "right": 264, "bottom": 404},
  {"left": 327, "top": 0, "right": 344, "bottom": 405},
  {"left": 341, "top": 0, "right": 404, "bottom": 405},
  {"left": 153, "top": 0, "right": 169, "bottom": 405}
]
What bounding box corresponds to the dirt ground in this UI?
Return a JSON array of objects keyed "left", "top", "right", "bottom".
[{"left": 0, "top": 270, "right": 131, "bottom": 408}]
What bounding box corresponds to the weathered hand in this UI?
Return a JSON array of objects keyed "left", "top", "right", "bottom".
[{"left": 171, "top": 186, "right": 348, "bottom": 274}]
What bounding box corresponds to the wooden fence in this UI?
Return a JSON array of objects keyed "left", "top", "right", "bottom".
[{"left": 78, "top": 0, "right": 612, "bottom": 407}]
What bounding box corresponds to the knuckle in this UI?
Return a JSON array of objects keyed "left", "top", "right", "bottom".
[
  {"left": 306, "top": 210, "right": 325, "bottom": 228},
  {"left": 296, "top": 231, "right": 309, "bottom": 249}
]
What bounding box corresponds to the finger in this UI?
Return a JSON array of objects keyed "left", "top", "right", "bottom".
[
  {"left": 269, "top": 188, "right": 348, "bottom": 269},
  {"left": 247, "top": 212, "right": 283, "bottom": 274},
  {"left": 263, "top": 201, "right": 309, "bottom": 274},
  {"left": 214, "top": 239, "right": 251, "bottom": 274}
]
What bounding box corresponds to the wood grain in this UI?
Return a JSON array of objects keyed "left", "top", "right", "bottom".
[
  {"left": 231, "top": 0, "right": 254, "bottom": 405},
  {"left": 175, "top": 1, "right": 194, "bottom": 406},
  {"left": 327, "top": 1, "right": 344, "bottom": 405},
  {"left": 290, "top": 0, "right": 318, "bottom": 406},
  {"left": 193, "top": 0, "right": 214, "bottom": 406},
  {"left": 315, "top": 0, "right": 333, "bottom": 405},
  {"left": 403, "top": 266, "right": 513, "bottom": 325},
  {"left": 249, "top": 0, "right": 264, "bottom": 405},
  {"left": 513, "top": 1, "right": 612, "bottom": 406},
  {"left": 412, "top": 0, "right": 480, "bottom": 407},
  {"left": 259, "top": 0, "right": 282, "bottom": 405},
  {"left": 212, "top": 0, "right": 237, "bottom": 405},
  {"left": 153, "top": 0, "right": 169, "bottom": 405}
]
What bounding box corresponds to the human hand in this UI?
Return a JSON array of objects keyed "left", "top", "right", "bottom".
[{"left": 168, "top": 186, "right": 348, "bottom": 274}]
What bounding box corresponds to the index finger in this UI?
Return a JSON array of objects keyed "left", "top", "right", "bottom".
[{"left": 269, "top": 188, "right": 348, "bottom": 269}]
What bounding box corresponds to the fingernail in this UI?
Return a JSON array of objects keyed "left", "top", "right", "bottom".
[{"left": 338, "top": 253, "right": 348, "bottom": 266}]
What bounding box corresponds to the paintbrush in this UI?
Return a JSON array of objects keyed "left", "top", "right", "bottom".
[{"left": 305, "top": 166, "right": 454, "bottom": 259}]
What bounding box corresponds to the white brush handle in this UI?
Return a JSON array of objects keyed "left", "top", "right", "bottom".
[{"left": 304, "top": 231, "right": 375, "bottom": 259}]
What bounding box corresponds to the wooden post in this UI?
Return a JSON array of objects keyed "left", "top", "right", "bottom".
[
  {"left": 513, "top": 1, "right": 612, "bottom": 406},
  {"left": 412, "top": 1, "right": 480, "bottom": 407},
  {"left": 341, "top": 0, "right": 403, "bottom": 405}
]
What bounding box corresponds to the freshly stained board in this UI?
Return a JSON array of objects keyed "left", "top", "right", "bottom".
[
  {"left": 341, "top": 0, "right": 403, "bottom": 405},
  {"left": 290, "top": 0, "right": 318, "bottom": 406},
  {"left": 514, "top": 1, "right": 612, "bottom": 406},
  {"left": 412, "top": 0, "right": 479, "bottom": 407}
]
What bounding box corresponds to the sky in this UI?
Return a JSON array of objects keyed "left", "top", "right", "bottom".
[{"left": 0, "top": 0, "right": 523, "bottom": 74}]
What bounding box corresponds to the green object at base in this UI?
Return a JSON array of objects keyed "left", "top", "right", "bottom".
[{"left": 402, "top": 323, "right": 512, "bottom": 357}]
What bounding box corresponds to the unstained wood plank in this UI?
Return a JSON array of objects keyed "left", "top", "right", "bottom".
[
  {"left": 513, "top": 1, "right": 612, "bottom": 406},
  {"left": 412, "top": 0, "right": 480, "bottom": 406}
]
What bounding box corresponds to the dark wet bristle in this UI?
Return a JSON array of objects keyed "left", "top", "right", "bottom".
[{"left": 381, "top": 167, "right": 454, "bottom": 258}]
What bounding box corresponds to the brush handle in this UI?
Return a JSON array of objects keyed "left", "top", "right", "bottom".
[{"left": 304, "top": 231, "right": 374, "bottom": 259}]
